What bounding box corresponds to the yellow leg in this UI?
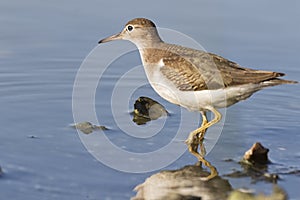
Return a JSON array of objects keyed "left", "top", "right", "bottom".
[
  {"left": 200, "top": 111, "right": 208, "bottom": 136},
  {"left": 185, "top": 108, "right": 221, "bottom": 181},
  {"left": 186, "top": 107, "right": 222, "bottom": 145},
  {"left": 190, "top": 111, "right": 208, "bottom": 153},
  {"left": 199, "top": 111, "right": 208, "bottom": 155}
]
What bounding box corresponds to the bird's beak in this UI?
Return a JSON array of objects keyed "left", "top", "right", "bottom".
[{"left": 98, "top": 32, "right": 122, "bottom": 44}]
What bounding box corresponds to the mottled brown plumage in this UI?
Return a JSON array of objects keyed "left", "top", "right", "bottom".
[
  {"left": 163, "top": 50, "right": 295, "bottom": 91},
  {"left": 140, "top": 44, "right": 296, "bottom": 91}
]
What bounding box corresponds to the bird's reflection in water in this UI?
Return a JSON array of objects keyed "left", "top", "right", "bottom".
[
  {"left": 131, "top": 164, "right": 232, "bottom": 200},
  {"left": 189, "top": 137, "right": 218, "bottom": 181}
]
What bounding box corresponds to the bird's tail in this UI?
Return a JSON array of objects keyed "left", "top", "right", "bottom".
[{"left": 261, "top": 78, "right": 298, "bottom": 87}]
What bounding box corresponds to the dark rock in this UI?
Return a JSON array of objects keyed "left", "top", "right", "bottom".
[
  {"left": 71, "top": 121, "right": 108, "bottom": 134},
  {"left": 131, "top": 165, "right": 232, "bottom": 200},
  {"left": 227, "top": 185, "right": 287, "bottom": 200},
  {"left": 133, "top": 96, "right": 168, "bottom": 125},
  {"left": 243, "top": 142, "right": 269, "bottom": 165}
]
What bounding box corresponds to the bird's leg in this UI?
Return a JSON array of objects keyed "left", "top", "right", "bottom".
[
  {"left": 186, "top": 107, "right": 221, "bottom": 146},
  {"left": 189, "top": 111, "right": 208, "bottom": 155},
  {"left": 199, "top": 111, "right": 208, "bottom": 155},
  {"left": 190, "top": 111, "right": 208, "bottom": 157},
  {"left": 185, "top": 108, "right": 221, "bottom": 180}
]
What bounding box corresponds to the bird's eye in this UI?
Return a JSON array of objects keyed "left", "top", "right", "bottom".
[{"left": 127, "top": 25, "right": 133, "bottom": 31}]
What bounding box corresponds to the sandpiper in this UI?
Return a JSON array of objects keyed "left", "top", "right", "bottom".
[{"left": 98, "top": 18, "right": 297, "bottom": 176}]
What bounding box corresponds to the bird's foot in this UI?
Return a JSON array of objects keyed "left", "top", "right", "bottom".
[
  {"left": 185, "top": 134, "right": 200, "bottom": 146},
  {"left": 185, "top": 130, "right": 206, "bottom": 147}
]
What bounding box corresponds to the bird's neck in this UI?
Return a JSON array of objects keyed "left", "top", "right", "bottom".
[
  {"left": 138, "top": 43, "right": 168, "bottom": 65},
  {"left": 134, "top": 38, "right": 163, "bottom": 50}
]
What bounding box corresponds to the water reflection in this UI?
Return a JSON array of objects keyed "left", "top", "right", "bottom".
[
  {"left": 132, "top": 165, "right": 232, "bottom": 200},
  {"left": 228, "top": 162, "right": 279, "bottom": 184}
]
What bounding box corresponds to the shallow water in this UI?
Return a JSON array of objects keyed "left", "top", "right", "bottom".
[{"left": 0, "top": 0, "right": 299, "bottom": 199}]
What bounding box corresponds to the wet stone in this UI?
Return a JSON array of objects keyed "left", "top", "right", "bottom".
[
  {"left": 133, "top": 96, "right": 168, "bottom": 125},
  {"left": 243, "top": 142, "right": 270, "bottom": 165},
  {"left": 27, "top": 135, "right": 38, "bottom": 139},
  {"left": 71, "top": 121, "right": 108, "bottom": 134},
  {"left": 227, "top": 185, "right": 287, "bottom": 200},
  {"left": 132, "top": 165, "right": 232, "bottom": 200}
]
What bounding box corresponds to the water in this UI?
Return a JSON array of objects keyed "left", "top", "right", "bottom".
[{"left": 0, "top": 0, "right": 299, "bottom": 199}]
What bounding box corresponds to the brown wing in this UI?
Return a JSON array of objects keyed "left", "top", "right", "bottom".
[
  {"left": 208, "top": 53, "right": 285, "bottom": 87},
  {"left": 159, "top": 45, "right": 286, "bottom": 91},
  {"left": 160, "top": 55, "right": 209, "bottom": 91}
]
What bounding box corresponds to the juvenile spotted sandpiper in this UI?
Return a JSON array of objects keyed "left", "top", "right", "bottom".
[{"left": 98, "top": 18, "right": 297, "bottom": 175}]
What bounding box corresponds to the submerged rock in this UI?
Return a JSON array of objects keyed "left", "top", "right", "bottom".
[
  {"left": 27, "top": 135, "right": 38, "bottom": 139},
  {"left": 227, "top": 186, "right": 287, "bottom": 200},
  {"left": 71, "top": 121, "right": 108, "bottom": 134},
  {"left": 243, "top": 142, "right": 270, "bottom": 165},
  {"left": 131, "top": 165, "right": 232, "bottom": 200},
  {"left": 133, "top": 96, "right": 168, "bottom": 125}
]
